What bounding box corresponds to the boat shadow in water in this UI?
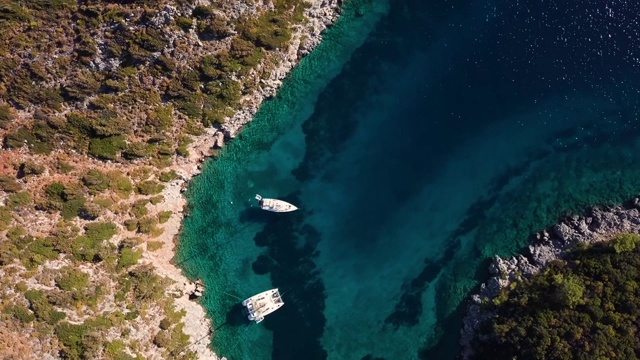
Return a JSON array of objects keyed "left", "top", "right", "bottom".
[
  {"left": 238, "top": 192, "right": 303, "bottom": 224},
  {"left": 223, "top": 303, "right": 252, "bottom": 328},
  {"left": 238, "top": 207, "right": 273, "bottom": 224}
]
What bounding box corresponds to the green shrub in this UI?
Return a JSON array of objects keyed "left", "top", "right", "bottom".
[
  {"left": 149, "top": 195, "right": 164, "bottom": 205},
  {"left": 0, "top": 4, "right": 31, "bottom": 23},
  {"left": 612, "top": 233, "right": 640, "bottom": 253},
  {"left": 158, "top": 170, "right": 178, "bottom": 182},
  {"left": 24, "top": 237, "right": 59, "bottom": 268},
  {"left": 45, "top": 182, "right": 66, "bottom": 202},
  {"left": 159, "top": 317, "right": 172, "bottom": 330},
  {"left": 105, "top": 340, "right": 135, "bottom": 360},
  {"left": 129, "top": 265, "right": 164, "bottom": 301},
  {"left": 25, "top": 289, "right": 66, "bottom": 325},
  {"left": 147, "top": 105, "right": 174, "bottom": 132},
  {"left": 82, "top": 169, "right": 110, "bottom": 194},
  {"left": 71, "top": 222, "right": 117, "bottom": 261},
  {"left": 117, "top": 247, "right": 142, "bottom": 271},
  {"left": 44, "top": 182, "right": 86, "bottom": 219},
  {"left": 20, "top": 161, "right": 45, "bottom": 176},
  {"left": 55, "top": 267, "right": 89, "bottom": 293},
  {"left": 122, "top": 142, "right": 151, "bottom": 160},
  {"left": 153, "top": 330, "right": 171, "bottom": 348},
  {"left": 55, "top": 322, "right": 89, "bottom": 359},
  {"left": 158, "top": 211, "right": 172, "bottom": 224},
  {"left": 238, "top": 12, "right": 293, "bottom": 50},
  {"left": 62, "top": 197, "right": 86, "bottom": 220},
  {"left": 0, "top": 175, "right": 21, "bottom": 192},
  {"left": 6, "top": 226, "right": 25, "bottom": 242},
  {"left": 176, "top": 16, "right": 193, "bottom": 31},
  {"left": 136, "top": 180, "right": 164, "bottom": 195},
  {"left": 124, "top": 310, "right": 139, "bottom": 320},
  {"left": 0, "top": 206, "right": 12, "bottom": 230},
  {"left": 130, "top": 199, "right": 149, "bottom": 218},
  {"left": 108, "top": 172, "right": 133, "bottom": 198},
  {"left": 147, "top": 241, "right": 163, "bottom": 251},
  {"left": 62, "top": 71, "right": 101, "bottom": 101},
  {"left": 89, "top": 136, "right": 127, "bottom": 160},
  {"left": 5, "top": 304, "right": 35, "bottom": 323},
  {"left": 138, "top": 218, "right": 157, "bottom": 234},
  {"left": 4, "top": 127, "right": 37, "bottom": 149},
  {"left": 79, "top": 202, "right": 104, "bottom": 220},
  {"left": 7, "top": 191, "right": 31, "bottom": 209},
  {"left": 192, "top": 5, "right": 213, "bottom": 19},
  {"left": 124, "top": 219, "right": 139, "bottom": 232},
  {"left": 85, "top": 222, "right": 117, "bottom": 242},
  {"left": 56, "top": 160, "right": 75, "bottom": 173},
  {"left": 0, "top": 104, "right": 13, "bottom": 129}
]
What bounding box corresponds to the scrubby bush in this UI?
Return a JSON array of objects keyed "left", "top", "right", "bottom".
[
  {"left": 55, "top": 267, "right": 89, "bottom": 293},
  {"left": 62, "top": 71, "right": 101, "bottom": 101},
  {"left": 72, "top": 222, "right": 117, "bottom": 261},
  {"left": 136, "top": 180, "right": 164, "bottom": 195},
  {"left": 5, "top": 304, "right": 35, "bottom": 323},
  {"left": 129, "top": 264, "right": 165, "bottom": 301},
  {"left": 82, "top": 169, "right": 110, "bottom": 194},
  {"left": 149, "top": 195, "right": 164, "bottom": 205},
  {"left": 44, "top": 182, "right": 86, "bottom": 220},
  {"left": 612, "top": 233, "right": 640, "bottom": 253},
  {"left": 0, "top": 175, "right": 21, "bottom": 192},
  {"left": 130, "top": 199, "right": 149, "bottom": 218},
  {"left": 158, "top": 211, "right": 172, "bottom": 224},
  {"left": 147, "top": 241, "right": 163, "bottom": 251},
  {"left": 7, "top": 191, "right": 31, "bottom": 209},
  {"left": 117, "top": 247, "right": 142, "bottom": 271},
  {"left": 175, "top": 16, "right": 193, "bottom": 31},
  {"left": 124, "top": 219, "right": 139, "bottom": 232},
  {"left": 108, "top": 171, "right": 133, "bottom": 198},
  {"left": 25, "top": 289, "right": 66, "bottom": 325},
  {"left": 55, "top": 322, "right": 89, "bottom": 359},
  {"left": 137, "top": 217, "right": 157, "bottom": 234},
  {"left": 122, "top": 142, "right": 151, "bottom": 160},
  {"left": 0, "top": 104, "right": 13, "bottom": 129},
  {"left": 89, "top": 136, "right": 127, "bottom": 160}
]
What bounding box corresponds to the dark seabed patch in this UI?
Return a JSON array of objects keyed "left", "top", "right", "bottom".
[
  {"left": 177, "top": 0, "right": 640, "bottom": 359},
  {"left": 252, "top": 194, "right": 328, "bottom": 359}
]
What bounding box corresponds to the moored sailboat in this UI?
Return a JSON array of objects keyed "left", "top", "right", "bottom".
[{"left": 255, "top": 194, "right": 298, "bottom": 212}]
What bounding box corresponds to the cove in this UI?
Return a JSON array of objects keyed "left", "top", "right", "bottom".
[{"left": 178, "top": 0, "right": 640, "bottom": 359}]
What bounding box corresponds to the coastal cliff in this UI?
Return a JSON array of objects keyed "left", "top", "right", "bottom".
[
  {"left": 0, "top": 0, "right": 342, "bottom": 358},
  {"left": 460, "top": 199, "right": 640, "bottom": 359}
]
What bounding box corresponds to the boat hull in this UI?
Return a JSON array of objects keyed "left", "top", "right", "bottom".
[{"left": 255, "top": 195, "right": 298, "bottom": 212}]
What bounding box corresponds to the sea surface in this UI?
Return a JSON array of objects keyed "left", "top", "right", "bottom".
[{"left": 177, "top": 0, "right": 640, "bottom": 358}]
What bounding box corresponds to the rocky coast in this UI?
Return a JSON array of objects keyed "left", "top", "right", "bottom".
[
  {"left": 0, "top": 0, "right": 343, "bottom": 358},
  {"left": 214, "top": 0, "right": 342, "bottom": 140},
  {"left": 151, "top": 0, "right": 343, "bottom": 358},
  {"left": 460, "top": 199, "right": 640, "bottom": 359}
]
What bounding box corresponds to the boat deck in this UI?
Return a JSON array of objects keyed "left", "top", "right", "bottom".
[
  {"left": 260, "top": 198, "right": 298, "bottom": 212},
  {"left": 243, "top": 288, "right": 284, "bottom": 322}
]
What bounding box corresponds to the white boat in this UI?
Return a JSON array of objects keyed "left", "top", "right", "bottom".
[
  {"left": 255, "top": 194, "right": 298, "bottom": 212},
  {"left": 242, "top": 288, "right": 284, "bottom": 323}
]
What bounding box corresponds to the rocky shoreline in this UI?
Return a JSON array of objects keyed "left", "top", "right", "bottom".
[
  {"left": 214, "top": 0, "right": 342, "bottom": 141},
  {"left": 165, "top": 1, "right": 343, "bottom": 358},
  {"left": 460, "top": 199, "right": 640, "bottom": 359}
]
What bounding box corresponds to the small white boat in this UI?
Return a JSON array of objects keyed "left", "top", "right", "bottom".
[
  {"left": 242, "top": 288, "right": 284, "bottom": 323},
  {"left": 255, "top": 194, "right": 298, "bottom": 213}
]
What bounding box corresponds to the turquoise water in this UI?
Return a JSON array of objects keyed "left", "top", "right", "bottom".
[{"left": 177, "top": 0, "right": 640, "bottom": 358}]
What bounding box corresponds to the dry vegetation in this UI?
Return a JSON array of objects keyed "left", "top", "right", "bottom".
[{"left": 0, "top": 0, "right": 315, "bottom": 358}]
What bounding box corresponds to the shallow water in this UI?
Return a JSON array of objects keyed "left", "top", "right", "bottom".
[{"left": 177, "top": 0, "right": 640, "bottom": 358}]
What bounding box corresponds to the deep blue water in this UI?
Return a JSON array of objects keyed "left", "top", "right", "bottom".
[{"left": 178, "top": 0, "right": 640, "bottom": 359}]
